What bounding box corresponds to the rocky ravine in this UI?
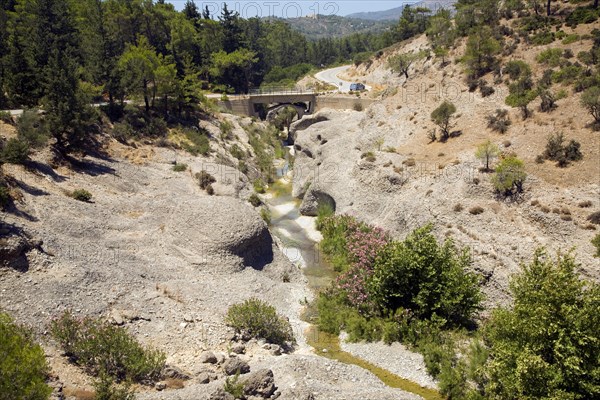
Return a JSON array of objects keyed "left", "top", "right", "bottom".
[
  {"left": 0, "top": 117, "right": 424, "bottom": 399},
  {"left": 291, "top": 108, "right": 600, "bottom": 309}
]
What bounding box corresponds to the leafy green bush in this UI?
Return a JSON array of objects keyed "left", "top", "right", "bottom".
[
  {"left": 246, "top": 123, "right": 281, "bottom": 183},
  {"left": 535, "top": 48, "right": 564, "bottom": 67},
  {"left": 565, "top": 6, "right": 599, "bottom": 28},
  {"left": 529, "top": 30, "right": 555, "bottom": 46},
  {"left": 172, "top": 163, "right": 187, "bottom": 172},
  {"left": 93, "top": 374, "right": 135, "bottom": 400},
  {"left": 593, "top": 234, "right": 600, "bottom": 257},
  {"left": 431, "top": 101, "right": 457, "bottom": 140},
  {"left": 219, "top": 120, "right": 233, "bottom": 141},
  {"left": 50, "top": 311, "right": 165, "bottom": 383},
  {"left": 482, "top": 250, "right": 599, "bottom": 399},
  {"left": 542, "top": 132, "right": 582, "bottom": 167},
  {"left": 253, "top": 179, "right": 266, "bottom": 194},
  {"left": 369, "top": 225, "right": 482, "bottom": 327},
  {"left": 17, "top": 110, "right": 49, "bottom": 149},
  {"left": 70, "top": 189, "right": 93, "bottom": 202},
  {"left": 562, "top": 34, "right": 580, "bottom": 45},
  {"left": 581, "top": 86, "right": 600, "bottom": 125},
  {"left": 225, "top": 298, "right": 294, "bottom": 346},
  {"left": 503, "top": 60, "right": 531, "bottom": 81},
  {"left": 1, "top": 138, "right": 29, "bottom": 164},
  {"left": 492, "top": 156, "right": 527, "bottom": 195},
  {"left": 0, "top": 313, "right": 52, "bottom": 399},
  {"left": 552, "top": 65, "right": 583, "bottom": 85},
  {"left": 196, "top": 171, "right": 216, "bottom": 190},
  {"left": 248, "top": 193, "right": 262, "bottom": 207}
]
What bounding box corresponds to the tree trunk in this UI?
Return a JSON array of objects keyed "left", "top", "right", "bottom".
[
  {"left": 143, "top": 80, "right": 150, "bottom": 113},
  {"left": 595, "top": 0, "right": 599, "bottom": 9},
  {"left": 546, "top": 0, "right": 551, "bottom": 16},
  {"left": 404, "top": 70, "right": 409, "bottom": 79}
]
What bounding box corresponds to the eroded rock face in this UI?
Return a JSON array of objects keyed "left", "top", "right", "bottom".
[
  {"left": 299, "top": 188, "right": 336, "bottom": 217},
  {"left": 288, "top": 113, "right": 330, "bottom": 144},
  {"left": 170, "top": 196, "right": 274, "bottom": 270}
]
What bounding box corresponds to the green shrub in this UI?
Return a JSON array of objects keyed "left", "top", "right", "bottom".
[
  {"left": 1, "top": 138, "right": 29, "bottom": 164},
  {"left": 70, "top": 189, "right": 93, "bottom": 202},
  {"left": 552, "top": 65, "right": 583, "bottom": 84},
  {"left": 182, "top": 128, "right": 210, "bottom": 156},
  {"left": 562, "top": 34, "right": 580, "bottom": 45},
  {"left": 172, "top": 163, "right": 187, "bottom": 172},
  {"left": 543, "top": 132, "right": 583, "bottom": 167},
  {"left": 248, "top": 193, "right": 262, "bottom": 207},
  {"left": 196, "top": 171, "right": 216, "bottom": 190},
  {"left": 431, "top": 101, "right": 456, "bottom": 140},
  {"left": 223, "top": 372, "right": 244, "bottom": 398},
  {"left": 0, "top": 313, "right": 52, "bottom": 400},
  {"left": 50, "top": 311, "right": 165, "bottom": 383},
  {"left": 360, "top": 151, "right": 376, "bottom": 162},
  {"left": 93, "top": 374, "right": 135, "bottom": 400},
  {"left": 238, "top": 160, "right": 248, "bottom": 174},
  {"left": 565, "top": 7, "right": 599, "bottom": 28},
  {"left": 253, "top": 179, "right": 266, "bottom": 194},
  {"left": 482, "top": 250, "right": 600, "bottom": 399},
  {"left": 0, "top": 111, "right": 13, "bottom": 124},
  {"left": 530, "top": 30, "right": 555, "bottom": 46},
  {"left": 229, "top": 144, "right": 245, "bottom": 160},
  {"left": 219, "top": 120, "right": 233, "bottom": 141},
  {"left": 592, "top": 234, "right": 600, "bottom": 257},
  {"left": 503, "top": 60, "right": 531, "bottom": 81},
  {"left": 536, "top": 48, "right": 564, "bottom": 67},
  {"left": 581, "top": 86, "right": 600, "bottom": 124},
  {"left": 225, "top": 298, "right": 294, "bottom": 346},
  {"left": 492, "top": 156, "right": 527, "bottom": 195},
  {"left": 246, "top": 124, "right": 280, "bottom": 183},
  {"left": 486, "top": 109, "right": 511, "bottom": 133},
  {"left": 17, "top": 110, "right": 49, "bottom": 149},
  {"left": 315, "top": 203, "right": 334, "bottom": 230},
  {"left": 369, "top": 225, "right": 482, "bottom": 327}
]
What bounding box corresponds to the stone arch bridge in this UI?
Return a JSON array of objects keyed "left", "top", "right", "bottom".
[{"left": 216, "top": 88, "right": 374, "bottom": 119}]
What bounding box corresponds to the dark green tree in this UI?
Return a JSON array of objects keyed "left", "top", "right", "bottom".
[
  {"left": 35, "top": 0, "right": 95, "bottom": 150},
  {"left": 219, "top": 3, "right": 243, "bottom": 53}
]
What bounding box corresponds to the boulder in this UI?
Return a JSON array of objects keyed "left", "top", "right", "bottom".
[
  {"left": 209, "top": 388, "right": 235, "bottom": 400},
  {"left": 162, "top": 365, "right": 191, "bottom": 381},
  {"left": 299, "top": 188, "right": 336, "bottom": 217},
  {"left": 199, "top": 351, "right": 218, "bottom": 364},
  {"left": 242, "top": 369, "right": 277, "bottom": 398},
  {"left": 223, "top": 356, "right": 250, "bottom": 376}
]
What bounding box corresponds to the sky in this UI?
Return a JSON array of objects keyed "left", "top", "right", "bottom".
[{"left": 167, "top": 1, "right": 417, "bottom": 18}]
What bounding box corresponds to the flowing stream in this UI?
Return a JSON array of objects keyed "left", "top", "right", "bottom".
[{"left": 266, "top": 153, "right": 443, "bottom": 400}]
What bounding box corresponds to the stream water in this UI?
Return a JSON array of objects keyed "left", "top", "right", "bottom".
[{"left": 266, "top": 152, "right": 443, "bottom": 400}]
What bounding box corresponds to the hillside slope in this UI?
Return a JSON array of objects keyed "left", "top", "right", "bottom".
[{"left": 293, "top": 26, "right": 600, "bottom": 307}]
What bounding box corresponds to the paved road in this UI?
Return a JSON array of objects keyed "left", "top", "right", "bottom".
[{"left": 315, "top": 65, "right": 371, "bottom": 93}]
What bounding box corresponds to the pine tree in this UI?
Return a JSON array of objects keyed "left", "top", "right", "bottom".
[{"left": 35, "top": 0, "right": 92, "bottom": 149}]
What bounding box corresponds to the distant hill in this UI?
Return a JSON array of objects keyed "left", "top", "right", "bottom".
[
  {"left": 276, "top": 15, "right": 394, "bottom": 40},
  {"left": 346, "top": 1, "right": 457, "bottom": 21}
]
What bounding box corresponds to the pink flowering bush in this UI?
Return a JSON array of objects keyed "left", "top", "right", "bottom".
[{"left": 319, "top": 215, "right": 389, "bottom": 313}]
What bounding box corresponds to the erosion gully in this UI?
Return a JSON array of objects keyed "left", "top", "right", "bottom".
[{"left": 266, "top": 152, "right": 442, "bottom": 400}]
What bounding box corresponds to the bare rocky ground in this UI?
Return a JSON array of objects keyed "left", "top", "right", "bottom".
[{"left": 0, "top": 115, "right": 423, "bottom": 399}]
